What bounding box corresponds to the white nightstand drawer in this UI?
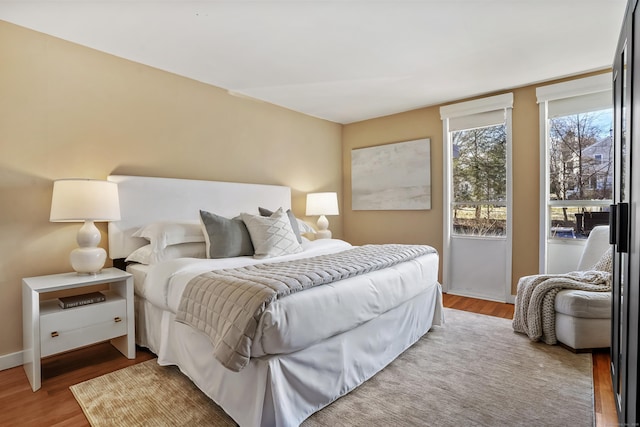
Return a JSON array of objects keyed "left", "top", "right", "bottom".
[{"left": 40, "top": 293, "right": 127, "bottom": 357}]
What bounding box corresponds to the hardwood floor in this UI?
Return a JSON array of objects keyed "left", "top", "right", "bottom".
[
  {"left": 0, "top": 294, "right": 618, "bottom": 426},
  {"left": 0, "top": 344, "right": 155, "bottom": 427}
]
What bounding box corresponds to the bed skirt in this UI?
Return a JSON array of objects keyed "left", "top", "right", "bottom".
[{"left": 136, "top": 282, "right": 442, "bottom": 427}]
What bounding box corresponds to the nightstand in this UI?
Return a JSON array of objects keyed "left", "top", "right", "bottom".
[{"left": 22, "top": 267, "right": 135, "bottom": 391}]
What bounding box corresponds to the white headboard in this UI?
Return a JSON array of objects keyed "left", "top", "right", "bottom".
[{"left": 107, "top": 175, "right": 292, "bottom": 259}]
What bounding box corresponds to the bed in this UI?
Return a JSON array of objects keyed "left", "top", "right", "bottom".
[{"left": 107, "top": 175, "right": 442, "bottom": 427}]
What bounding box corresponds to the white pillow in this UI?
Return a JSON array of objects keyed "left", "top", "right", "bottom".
[
  {"left": 296, "top": 219, "right": 316, "bottom": 234},
  {"left": 132, "top": 222, "right": 204, "bottom": 252},
  {"left": 125, "top": 242, "right": 206, "bottom": 265},
  {"left": 241, "top": 208, "right": 303, "bottom": 259}
]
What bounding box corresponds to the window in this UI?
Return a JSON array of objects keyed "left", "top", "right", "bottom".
[
  {"left": 538, "top": 74, "right": 613, "bottom": 242},
  {"left": 451, "top": 123, "right": 507, "bottom": 236},
  {"left": 441, "top": 93, "right": 512, "bottom": 238},
  {"left": 440, "top": 93, "right": 513, "bottom": 301}
]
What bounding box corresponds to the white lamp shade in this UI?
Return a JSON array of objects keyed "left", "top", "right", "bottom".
[
  {"left": 306, "top": 192, "right": 339, "bottom": 216},
  {"left": 50, "top": 179, "right": 120, "bottom": 222}
]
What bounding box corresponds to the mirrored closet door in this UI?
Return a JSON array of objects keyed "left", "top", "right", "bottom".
[{"left": 611, "top": 0, "right": 639, "bottom": 423}]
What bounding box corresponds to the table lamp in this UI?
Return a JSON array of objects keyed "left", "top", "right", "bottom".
[
  {"left": 50, "top": 179, "right": 120, "bottom": 274},
  {"left": 306, "top": 192, "right": 339, "bottom": 239}
]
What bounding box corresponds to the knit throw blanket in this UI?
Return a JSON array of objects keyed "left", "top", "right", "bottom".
[
  {"left": 512, "top": 270, "right": 611, "bottom": 345},
  {"left": 176, "top": 244, "right": 436, "bottom": 372}
]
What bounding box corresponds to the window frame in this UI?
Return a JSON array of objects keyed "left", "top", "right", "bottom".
[
  {"left": 440, "top": 93, "right": 513, "bottom": 300},
  {"left": 536, "top": 73, "right": 613, "bottom": 273}
]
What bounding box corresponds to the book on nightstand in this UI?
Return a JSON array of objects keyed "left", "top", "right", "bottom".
[{"left": 58, "top": 291, "right": 106, "bottom": 309}]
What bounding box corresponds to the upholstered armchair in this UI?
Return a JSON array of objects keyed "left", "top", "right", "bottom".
[
  {"left": 555, "top": 225, "right": 612, "bottom": 350},
  {"left": 514, "top": 225, "right": 612, "bottom": 350}
]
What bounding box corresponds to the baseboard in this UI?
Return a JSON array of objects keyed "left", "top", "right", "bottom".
[{"left": 0, "top": 350, "right": 24, "bottom": 371}]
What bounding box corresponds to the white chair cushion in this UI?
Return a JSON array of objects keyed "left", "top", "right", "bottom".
[
  {"left": 555, "top": 289, "right": 611, "bottom": 319},
  {"left": 577, "top": 225, "right": 611, "bottom": 270}
]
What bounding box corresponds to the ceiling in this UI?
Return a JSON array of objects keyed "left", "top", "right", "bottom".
[{"left": 0, "top": 1, "right": 628, "bottom": 124}]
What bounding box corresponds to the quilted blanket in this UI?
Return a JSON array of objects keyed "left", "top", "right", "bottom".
[
  {"left": 512, "top": 270, "right": 611, "bottom": 345},
  {"left": 175, "top": 244, "right": 436, "bottom": 371}
]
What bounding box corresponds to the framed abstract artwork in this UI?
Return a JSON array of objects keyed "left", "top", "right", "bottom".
[{"left": 351, "top": 138, "right": 431, "bottom": 210}]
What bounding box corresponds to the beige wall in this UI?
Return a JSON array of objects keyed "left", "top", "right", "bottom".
[
  {"left": 0, "top": 21, "right": 343, "bottom": 358},
  {"left": 342, "top": 72, "right": 608, "bottom": 290}
]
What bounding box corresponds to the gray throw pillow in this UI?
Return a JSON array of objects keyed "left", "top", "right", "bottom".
[
  {"left": 258, "top": 207, "right": 302, "bottom": 243},
  {"left": 199, "top": 210, "right": 254, "bottom": 258}
]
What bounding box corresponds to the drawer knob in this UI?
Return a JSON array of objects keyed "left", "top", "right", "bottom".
[
  {"left": 51, "top": 331, "right": 59, "bottom": 338},
  {"left": 114, "top": 317, "right": 122, "bottom": 323}
]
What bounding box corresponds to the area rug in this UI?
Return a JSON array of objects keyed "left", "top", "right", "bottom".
[{"left": 71, "top": 308, "right": 593, "bottom": 426}]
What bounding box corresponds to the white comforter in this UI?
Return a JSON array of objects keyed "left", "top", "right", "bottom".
[{"left": 135, "top": 239, "right": 440, "bottom": 356}]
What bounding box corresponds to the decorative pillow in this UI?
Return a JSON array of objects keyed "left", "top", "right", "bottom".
[
  {"left": 125, "top": 242, "right": 206, "bottom": 265},
  {"left": 241, "top": 208, "right": 303, "bottom": 259},
  {"left": 591, "top": 247, "right": 613, "bottom": 273},
  {"left": 199, "top": 210, "right": 254, "bottom": 258},
  {"left": 132, "top": 222, "right": 204, "bottom": 252},
  {"left": 296, "top": 218, "right": 316, "bottom": 234},
  {"left": 258, "top": 207, "right": 302, "bottom": 243}
]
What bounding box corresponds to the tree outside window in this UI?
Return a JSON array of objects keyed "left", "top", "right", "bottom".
[
  {"left": 548, "top": 109, "right": 613, "bottom": 237},
  {"left": 452, "top": 124, "right": 506, "bottom": 236}
]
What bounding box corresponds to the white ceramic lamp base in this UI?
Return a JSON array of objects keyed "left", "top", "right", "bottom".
[
  {"left": 70, "top": 220, "right": 106, "bottom": 274},
  {"left": 70, "top": 247, "right": 107, "bottom": 274},
  {"left": 315, "top": 215, "right": 332, "bottom": 239}
]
